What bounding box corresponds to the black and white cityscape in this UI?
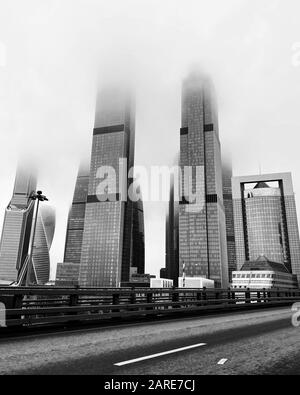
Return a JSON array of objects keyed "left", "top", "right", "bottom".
[{"left": 0, "top": 0, "right": 300, "bottom": 380}]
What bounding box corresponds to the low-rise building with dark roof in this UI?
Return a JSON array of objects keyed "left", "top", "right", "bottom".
[{"left": 231, "top": 255, "right": 298, "bottom": 290}]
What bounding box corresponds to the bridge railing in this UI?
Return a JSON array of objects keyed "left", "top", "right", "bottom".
[{"left": 0, "top": 286, "right": 299, "bottom": 329}]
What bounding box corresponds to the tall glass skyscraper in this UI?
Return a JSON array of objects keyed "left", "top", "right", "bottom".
[
  {"left": 232, "top": 173, "right": 300, "bottom": 284},
  {"left": 56, "top": 165, "right": 89, "bottom": 286},
  {"left": 131, "top": 198, "right": 145, "bottom": 276},
  {"left": 79, "top": 86, "right": 144, "bottom": 287},
  {"left": 0, "top": 166, "right": 36, "bottom": 284},
  {"left": 165, "top": 168, "right": 179, "bottom": 286},
  {"left": 179, "top": 72, "right": 229, "bottom": 288},
  {"left": 222, "top": 158, "right": 236, "bottom": 282},
  {"left": 27, "top": 205, "right": 55, "bottom": 285},
  {"left": 0, "top": 165, "right": 54, "bottom": 285}
]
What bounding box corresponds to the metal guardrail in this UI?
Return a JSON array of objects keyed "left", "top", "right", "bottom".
[{"left": 0, "top": 286, "right": 299, "bottom": 329}]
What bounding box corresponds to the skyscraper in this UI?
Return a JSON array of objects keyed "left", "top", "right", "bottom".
[
  {"left": 232, "top": 173, "right": 300, "bottom": 284},
  {"left": 0, "top": 166, "right": 36, "bottom": 284},
  {"left": 179, "top": 72, "right": 229, "bottom": 288},
  {"left": 222, "top": 158, "right": 236, "bottom": 281},
  {"left": 131, "top": 197, "right": 145, "bottom": 275},
  {"left": 27, "top": 205, "right": 55, "bottom": 285},
  {"left": 79, "top": 86, "right": 144, "bottom": 287},
  {"left": 165, "top": 168, "right": 179, "bottom": 286},
  {"left": 56, "top": 165, "right": 89, "bottom": 286},
  {"left": 0, "top": 165, "right": 54, "bottom": 285}
]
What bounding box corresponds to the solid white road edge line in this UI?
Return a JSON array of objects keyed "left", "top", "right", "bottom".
[{"left": 114, "top": 343, "right": 207, "bottom": 366}]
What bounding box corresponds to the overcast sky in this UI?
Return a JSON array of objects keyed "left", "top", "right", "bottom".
[{"left": 1, "top": 0, "right": 300, "bottom": 279}]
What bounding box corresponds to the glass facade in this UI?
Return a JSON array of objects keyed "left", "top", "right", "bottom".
[
  {"left": 222, "top": 159, "right": 236, "bottom": 282},
  {"left": 244, "top": 184, "right": 287, "bottom": 264},
  {"left": 56, "top": 262, "right": 80, "bottom": 287},
  {"left": 80, "top": 201, "right": 124, "bottom": 287},
  {"left": 0, "top": 166, "right": 36, "bottom": 283},
  {"left": 79, "top": 86, "right": 144, "bottom": 287},
  {"left": 131, "top": 198, "right": 145, "bottom": 275},
  {"left": 0, "top": 165, "right": 54, "bottom": 285},
  {"left": 179, "top": 72, "right": 229, "bottom": 288},
  {"left": 28, "top": 205, "right": 55, "bottom": 285},
  {"left": 56, "top": 166, "right": 89, "bottom": 286},
  {"left": 232, "top": 173, "right": 300, "bottom": 284},
  {"left": 165, "top": 170, "right": 179, "bottom": 286}
]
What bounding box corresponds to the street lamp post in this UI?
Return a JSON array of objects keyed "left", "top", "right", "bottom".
[{"left": 26, "top": 191, "right": 49, "bottom": 286}]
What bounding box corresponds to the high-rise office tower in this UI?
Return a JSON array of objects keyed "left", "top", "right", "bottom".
[
  {"left": 165, "top": 169, "right": 179, "bottom": 286},
  {"left": 0, "top": 165, "right": 54, "bottom": 285},
  {"left": 222, "top": 158, "right": 236, "bottom": 282},
  {"left": 27, "top": 205, "right": 55, "bottom": 285},
  {"left": 232, "top": 173, "right": 300, "bottom": 284},
  {"left": 131, "top": 197, "right": 145, "bottom": 275},
  {"left": 179, "top": 72, "right": 229, "bottom": 288},
  {"left": 0, "top": 166, "right": 36, "bottom": 284},
  {"left": 56, "top": 165, "right": 89, "bottom": 286},
  {"left": 79, "top": 86, "right": 144, "bottom": 287}
]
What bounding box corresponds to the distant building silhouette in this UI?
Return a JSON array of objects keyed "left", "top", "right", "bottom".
[{"left": 56, "top": 165, "right": 89, "bottom": 286}]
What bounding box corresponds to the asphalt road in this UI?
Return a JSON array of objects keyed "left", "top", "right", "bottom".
[{"left": 0, "top": 306, "right": 299, "bottom": 375}]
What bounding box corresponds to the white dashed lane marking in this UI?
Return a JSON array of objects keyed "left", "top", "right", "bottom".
[
  {"left": 114, "top": 343, "right": 207, "bottom": 366},
  {"left": 218, "top": 359, "right": 228, "bottom": 365}
]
